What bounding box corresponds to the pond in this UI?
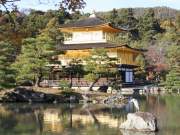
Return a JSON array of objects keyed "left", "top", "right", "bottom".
[{"left": 0, "top": 95, "right": 180, "bottom": 135}]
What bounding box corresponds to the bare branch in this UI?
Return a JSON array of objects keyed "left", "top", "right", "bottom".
[
  {"left": 0, "top": 0, "right": 20, "bottom": 4},
  {"left": 1, "top": 2, "right": 16, "bottom": 29},
  {"left": 59, "top": 0, "right": 86, "bottom": 12}
]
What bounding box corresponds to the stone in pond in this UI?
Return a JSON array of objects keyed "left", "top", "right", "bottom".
[
  {"left": 120, "top": 130, "right": 155, "bottom": 135},
  {"left": 120, "top": 112, "right": 158, "bottom": 132}
]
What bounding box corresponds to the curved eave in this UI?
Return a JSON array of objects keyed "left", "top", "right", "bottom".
[
  {"left": 118, "top": 45, "right": 146, "bottom": 54},
  {"left": 59, "top": 23, "right": 127, "bottom": 33},
  {"left": 57, "top": 42, "right": 146, "bottom": 54}
]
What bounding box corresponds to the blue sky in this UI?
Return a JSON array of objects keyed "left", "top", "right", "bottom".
[{"left": 12, "top": 0, "right": 180, "bottom": 12}]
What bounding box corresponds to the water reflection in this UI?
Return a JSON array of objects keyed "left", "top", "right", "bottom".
[
  {"left": 41, "top": 104, "right": 127, "bottom": 134},
  {"left": 0, "top": 95, "right": 180, "bottom": 135}
]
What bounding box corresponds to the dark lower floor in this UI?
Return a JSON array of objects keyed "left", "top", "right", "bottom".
[
  {"left": 47, "top": 64, "right": 138, "bottom": 85},
  {"left": 40, "top": 77, "right": 150, "bottom": 88}
]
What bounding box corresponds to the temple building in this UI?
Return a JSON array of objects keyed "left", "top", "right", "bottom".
[{"left": 54, "top": 13, "right": 144, "bottom": 86}]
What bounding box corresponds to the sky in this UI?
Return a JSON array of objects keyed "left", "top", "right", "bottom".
[{"left": 9, "top": 0, "right": 180, "bottom": 12}]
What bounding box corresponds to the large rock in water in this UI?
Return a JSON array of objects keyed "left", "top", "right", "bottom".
[
  {"left": 120, "top": 112, "right": 158, "bottom": 132},
  {"left": 120, "top": 130, "right": 155, "bottom": 135}
]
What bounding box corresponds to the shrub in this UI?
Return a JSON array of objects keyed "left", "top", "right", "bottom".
[{"left": 59, "top": 80, "right": 71, "bottom": 91}]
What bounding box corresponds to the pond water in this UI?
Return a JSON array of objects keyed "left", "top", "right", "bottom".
[{"left": 0, "top": 95, "right": 180, "bottom": 135}]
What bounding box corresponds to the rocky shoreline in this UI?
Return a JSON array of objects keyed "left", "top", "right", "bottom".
[
  {"left": 0, "top": 87, "right": 82, "bottom": 103},
  {"left": 0, "top": 87, "right": 128, "bottom": 104}
]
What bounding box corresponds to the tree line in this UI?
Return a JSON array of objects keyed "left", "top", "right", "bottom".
[{"left": 0, "top": 4, "right": 179, "bottom": 91}]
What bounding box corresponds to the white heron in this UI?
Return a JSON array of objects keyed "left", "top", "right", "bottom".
[{"left": 129, "top": 98, "right": 139, "bottom": 112}]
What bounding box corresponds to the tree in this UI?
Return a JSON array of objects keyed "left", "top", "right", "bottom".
[
  {"left": 0, "top": 0, "right": 19, "bottom": 27},
  {"left": 0, "top": 10, "right": 26, "bottom": 46},
  {"left": 12, "top": 34, "right": 54, "bottom": 87},
  {"left": 0, "top": 0, "right": 86, "bottom": 32},
  {"left": 166, "top": 45, "right": 180, "bottom": 68},
  {"left": 120, "top": 8, "right": 138, "bottom": 29},
  {"left": 41, "top": 17, "right": 64, "bottom": 45},
  {"left": 108, "top": 8, "right": 120, "bottom": 27},
  {"left": 175, "top": 13, "right": 180, "bottom": 29},
  {"left": 165, "top": 67, "right": 180, "bottom": 92},
  {"left": 84, "top": 49, "right": 114, "bottom": 91},
  {"left": 109, "top": 8, "right": 139, "bottom": 42},
  {"left": 63, "top": 59, "right": 84, "bottom": 88},
  {"left": 165, "top": 45, "right": 180, "bottom": 92},
  {"left": 0, "top": 41, "right": 16, "bottom": 88},
  {"left": 21, "top": 10, "right": 51, "bottom": 37},
  {"left": 138, "top": 9, "right": 162, "bottom": 40},
  {"left": 134, "top": 54, "right": 146, "bottom": 80},
  {"left": 124, "top": 8, "right": 139, "bottom": 40},
  {"left": 145, "top": 45, "right": 168, "bottom": 82},
  {"left": 59, "top": 0, "right": 86, "bottom": 12},
  {"left": 0, "top": 0, "right": 86, "bottom": 12}
]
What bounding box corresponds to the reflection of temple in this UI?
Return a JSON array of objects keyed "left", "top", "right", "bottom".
[
  {"left": 1, "top": 101, "right": 180, "bottom": 135},
  {"left": 72, "top": 114, "right": 126, "bottom": 128},
  {"left": 43, "top": 109, "right": 63, "bottom": 133},
  {"left": 42, "top": 108, "right": 126, "bottom": 134}
]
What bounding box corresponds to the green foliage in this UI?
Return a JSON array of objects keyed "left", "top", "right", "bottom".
[
  {"left": 62, "top": 59, "right": 84, "bottom": 88},
  {"left": 0, "top": 12, "right": 24, "bottom": 46},
  {"left": 41, "top": 17, "right": 64, "bottom": 43},
  {"left": 119, "top": 8, "right": 138, "bottom": 29},
  {"left": 108, "top": 8, "right": 121, "bottom": 27},
  {"left": 12, "top": 34, "right": 54, "bottom": 86},
  {"left": 59, "top": 0, "right": 86, "bottom": 12},
  {"left": 59, "top": 80, "right": 70, "bottom": 91},
  {"left": 21, "top": 10, "right": 51, "bottom": 37},
  {"left": 84, "top": 73, "right": 98, "bottom": 82},
  {"left": 68, "top": 59, "right": 84, "bottom": 77},
  {"left": 165, "top": 67, "right": 180, "bottom": 91},
  {"left": 109, "top": 78, "right": 122, "bottom": 91},
  {"left": 0, "top": 41, "right": 16, "bottom": 88},
  {"left": 84, "top": 48, "right": 116, "bottom": 90},
  {"left": 138, "top": 9, "right": 162, "bottom": 40},
  {"left": 175, "top": 13, "right": 180, "bottom": 29},
  {"left": 135, "top": 54, "right": 147, "bottom": 79},
  {"left": 84, "top": 49, "right": 111, "bottom": 81},
  {"left": 164, "top": 45, "right": 180, "bottom": 91},
  {"left": 166, "top": 45, "right": 180, "bottom": 67}
]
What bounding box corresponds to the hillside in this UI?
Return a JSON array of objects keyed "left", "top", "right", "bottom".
[
  {"left": 133, "top": 7, "right": 179, "bottom": 19},
  {"left": 98, "top": 6, "right": 179, "bottom": 20}
]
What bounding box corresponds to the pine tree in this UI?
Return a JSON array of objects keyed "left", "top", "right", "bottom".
[
  {"left": 175, "top": 13, "right": 180, "bottom": 29},
  {"left": 119, "top": 8, "right": 138, "bottom": 29},
  {"left": 117, "top": 8, "right": 139, "bottom": 41},
  {"left": 41, "top": 17, "right": 64, "bottom": 46},
  {"left": 12, "top": 34, "right": 54, "bottom": 87},
  {"left": 84, "top": 49, "right": 114, "bottom": 91},
  {"left": 109, "top": 8, "right": 120, "bottom": 27},
  {"left": 0, "top": 41, "right": 16, "bottom": 88},
  {"left": 165, "top": 67, "right": 180, "bottom": 92},
  {"left": 165, "top": 45, "right": 180, "bottom": 92},
  {"left": 135, "top": 54, "right": 147, "bottom": 80},
  {"left": 138, "top": 9, "right": 162, "bottom": 40}
]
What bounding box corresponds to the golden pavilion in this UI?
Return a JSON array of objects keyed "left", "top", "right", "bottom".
[{"left": 55, "top": 13, "right": 144, "bottom": 85}]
